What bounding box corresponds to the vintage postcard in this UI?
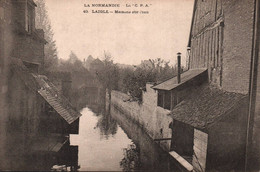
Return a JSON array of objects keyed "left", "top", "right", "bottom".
[{"left": 0, "top": 0, "right": 259, "bottom": 171}]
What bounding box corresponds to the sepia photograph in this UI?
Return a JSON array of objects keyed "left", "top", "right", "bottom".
[{"left": 0, "top": 0, "right": 259, "bottom": 171}]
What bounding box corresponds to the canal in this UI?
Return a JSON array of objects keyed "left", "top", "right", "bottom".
[
  {"left": 68, "top": 89, "right": 180, "bottom": 171},
  {"left": 1, "top": 89, "right": 181, "bottom": 171}
]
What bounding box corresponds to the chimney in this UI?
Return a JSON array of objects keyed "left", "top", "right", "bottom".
[{"left": 177, "top": 52, "right": 181, "bottom": 84}]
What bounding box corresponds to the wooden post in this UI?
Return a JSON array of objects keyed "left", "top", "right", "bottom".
[
  {"left": 177, "top": 52, "right": 181, "bottom": 84},
  {"left": 245, "top": 0, "right": 260, "bottom": 171}
]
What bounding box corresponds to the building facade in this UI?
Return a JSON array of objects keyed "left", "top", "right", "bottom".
[
  {"left": 147, "top": 0, "right": 257, "bottom": 171},
  {"left": 0, "top": 0, "right": 81, "bottom": 170}
]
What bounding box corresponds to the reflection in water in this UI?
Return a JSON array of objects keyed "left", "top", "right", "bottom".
[
  {"left": 120, "top": 144, "right": 141, "bottom": 171},
  {"left": 70, "top": 87, "right": 180, "bottom": 171},
  {"left": 71, "top": 107, "right": 133, "bottom": 171},
  {"left": 95, "top": 104, "right": 118, "bottom": 138},
  {"left": 1, "top": 133, "right": 79, "bottom": 171},
  {"left": 1, "top": 87, "right": 179, "bottom": 171},
  {"left": 110, "top": 103, "right": 181, "bottom": 171}
]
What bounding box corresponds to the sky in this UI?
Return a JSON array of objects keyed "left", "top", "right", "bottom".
[{"left": 45, "top": 0, "right": 194, "bottom": 66}]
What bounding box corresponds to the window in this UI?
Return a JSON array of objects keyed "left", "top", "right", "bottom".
[
  {"left": 25, "top": 4, "right": 32, "bottom": 33},
  {"left": 157, "top": 90, "right": 164, "bottom": 108},
  {"left": 164, "top": 92, "right": 171, "bottom": 110}
]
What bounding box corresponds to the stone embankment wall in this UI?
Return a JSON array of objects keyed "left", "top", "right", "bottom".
[{"left": 110, "top": 84, "right": 173, "bottom": 151}]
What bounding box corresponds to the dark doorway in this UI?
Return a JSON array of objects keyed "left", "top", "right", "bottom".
[{"left": 170, "top": 120, "right": 194, "bottom": 162}]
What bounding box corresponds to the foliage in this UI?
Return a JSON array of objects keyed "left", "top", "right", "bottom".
[
  {"left": 58, "top": 51, "right": 85, "bottom": 72},
  {"left": 118, "top": 58, "right": 180, "bottom": 102},
  {"left": 96, "top": 105, "right": 118, "bottom": 138},
  {"left": 120, "top": 144, "right": 141, "bottom": 171},
  {"left": 95, "top": 52, "right": 119, "bottom": 98},
  {"left": 120, "top": 67, "right": 157, "bottom": 101},
  {"left": 35, "top": 0, "right": 58, "bottom": 71}
]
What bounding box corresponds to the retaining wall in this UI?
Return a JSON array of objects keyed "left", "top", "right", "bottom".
[{"left": 110, "top": 90, "right": 173, "bottom": 151}]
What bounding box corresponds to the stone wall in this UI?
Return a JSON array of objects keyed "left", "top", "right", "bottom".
[{"left": 111, "top": 84, "right": 173, "bottom": 151}]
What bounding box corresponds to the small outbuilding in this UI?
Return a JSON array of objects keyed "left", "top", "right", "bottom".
[{"left": 169, "top": 83, "right": 248, "bottom": 171}]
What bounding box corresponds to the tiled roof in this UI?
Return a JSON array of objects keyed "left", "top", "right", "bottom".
[
  {"left": 10, "top": 58, "right": 81, "bottom": 124},
  {"left": 33, "top": 74, "right": 82, "bottom": 124},
  {"left": 31, "top": 134, "right": 69, "bottom": 152},
  {"left": 169, "top": 84, "right": 247, "bottom": 129},
  {"left": 10, "top": 58, "right": 39, "bottom": 90},
  {"left": 152, "top": 68, "right": 207, "bottom": 91}
]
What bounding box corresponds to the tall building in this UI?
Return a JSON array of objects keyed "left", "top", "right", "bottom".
[{"left": 0, "top": 0, "right": 81, "bottom": 170}]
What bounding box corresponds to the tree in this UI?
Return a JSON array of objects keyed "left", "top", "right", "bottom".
[
  {"left": 119, "top": 58, "right": 179, "bottom": 102},
  {"left": 95, "top": 52, "right": 119, "bottom": 99},
  {"left": 58, "top": 51, "right": 84, "bottom": 72},
  {"left": 35, "top": 0, "right": 58, "bottom": 71}
]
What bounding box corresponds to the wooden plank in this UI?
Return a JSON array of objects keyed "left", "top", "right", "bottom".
[
  {"left": 196, "top": 38, "right": 199, "bottom": 68},
  {"left": 154, "top": 138, "right": 172, "bottom": 141},
  {"left": 194, "top": 143, "right": 207, "bottom": 153},
  {"left": 194, "top": 137, "right": 208, "bottom": 147},
  {"left": 212, "top": 29, "right": 216, "bottom": 68},
  {"left": 193, "top": 39, "right": 196, "bottom": 68},
  {"left": 193, "top": 38, "right": 197, "bottom": 68},
  {"left": 200, "top": 34, "right": 204, "bottom": 68},
  {"left": 208, "top": 30, "right": 212, "bottom": 74},
  {"left": 218, "top": 25, "right": 222, "bottom": 67},
  {"left": 194, "top": 129, "right": 208, "bottom": 140},
  {"left": 203, "top": 31, "right": 206, "bottom": 67},
  {"left": 198, "top": 35, "right": 201, "bottom": 68},
  {"left": 193, "top": 158, "right": 202, "bottom": 172},
  {"left": 193, "top": 153, "right": 206, "bottom": 168},
  {"left": 190, "top": 41, "right": 193, "bottom": 69},
  {"left": 169, "top": 151, "right": 193, "bottom": 172},
  {"left": 215, "top": 27, "right": 219, "bottom": 67},
  {"left": 192, "top": 154, "right": 206, "bottom": 171},
  {"left": 207, "top": 31, "right": 210, "bottom": 69},
  {"left": 219, "top": 24, "right": 224, "bottom": 86},
  {"left": 194, "top": 141, "right": 207, "bottom": 156},
  {"left": 205, "top": 31, "right": 209, "bottom": 68}
]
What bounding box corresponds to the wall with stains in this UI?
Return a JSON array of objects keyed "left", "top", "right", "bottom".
[
  {"left": 110, "top": 86, "right": 173, "bottom": 151},
  {"left": 189, "top": 0, "right": 255, "bottom": 94}
]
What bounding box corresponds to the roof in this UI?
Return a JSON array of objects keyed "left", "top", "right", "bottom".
[
  {"left": 10, "top": 57, "right": 39, "bottom": 90},
  {"left": 169, "top": 84, "right": 247, "bottom": 130},
  {"left": 10, "top": 58, "right": 81, "bottom": 124},
  {"left": 152, "top": 68, "right": 207, "bottom": 91},
  {"left": 31, "top": 134, "right": 68, "bottom": 152},
  {"left": 33, "top": 74, "right": 82, "bottom": 124}
]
